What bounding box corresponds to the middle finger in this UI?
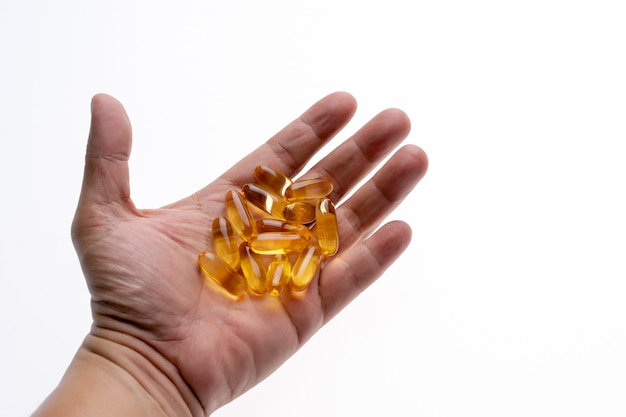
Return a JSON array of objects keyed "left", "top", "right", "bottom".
[{"left": 296, "top": 108, "right": 411, "bottom": 203}]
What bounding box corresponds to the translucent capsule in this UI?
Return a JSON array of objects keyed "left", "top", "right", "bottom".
[
  {"left": 282, "top": 201, "right": 315, "bottom": 224},
  {"left": 225, "top": 189, "right": 256, "bottom": 240},
  {"left": 242, "top": 183, "right": 286, "bottom": 219},
  {"left": 212, "top": 216, "right": 240, "bottom": 270},
  {"left": 239, "top": 243, "right": 267, "bottom": 295},
  {"left": 266, "top": 254, "right": 291, "bottom": 297},
  {"left": 249, "top": 232, "right": 309, "bottom": 255},
  {"left": 256, "top": 218, "right": 312, "bottom": 240},
  {"left": 253, "top": 165, "right": 292, "bottom": 196},
  {"left": 198, "top": 252, "right": 247, "bottom": 298},
  {"left": 198, "top": 166, "right": 341, "bottom": 297},
  {"left": 285, "top": 177, "right": 333, "bottom": 201},
  {"left": 315, "top": 198, "right": 339, "bottom": 256},
  {"left": 290, "top": 245, "right": 322, "bottom": 292}
]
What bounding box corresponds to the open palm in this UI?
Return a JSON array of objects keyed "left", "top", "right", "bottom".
[{"left": 71, "top": 92, "right": 428, "bottom": 414}]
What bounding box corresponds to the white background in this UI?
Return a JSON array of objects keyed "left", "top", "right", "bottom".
[{"left": 1, "top": 1, "right": 625, "bottom": 416}]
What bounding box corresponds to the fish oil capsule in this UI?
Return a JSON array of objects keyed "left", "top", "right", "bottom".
[
  {"left": 285, "top": 177, "right": 333, "bottom": 201},
  {"left": 254, "top": 165, "right": 292, "bottom": 196},
  {"left": 290, "top": 245, "right": 322, "bottom": 292},
  {"left": 198, "top": 251, "right": 247, "bottom": 298},
  {"left": 212, "top": 216, "right": 240, "bottom": 270},
  {"left": 315, "top": 198, "right": 339, "bottom": 256},
  {"left": 225, "top": 189, "right": 256, "bottom": 240},
  {"left": 256, "top": 218, "right": 312, "bottom": 240},
  {"left": 266, "top": 254, "right": 291, "bottom": 297},
  {"left": 242, "top": 183, "right": 286, "bottom": 219},
  {"left": 249, "top": 232, "right": 309, "bottom": 255},
  {"left": 282, "top": 201, "right": 316, "bottom": 224},
  {"left": 239, "top": 243, "right": 267, "bottom": 295}
]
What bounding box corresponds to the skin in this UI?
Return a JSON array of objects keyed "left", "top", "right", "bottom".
[{"left": 32, "top": 92, "right": 428, "bottom": 416}]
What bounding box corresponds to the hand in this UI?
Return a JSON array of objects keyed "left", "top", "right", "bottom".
[{"left": 48, "top": 92, "right": 427, "bottom": 416}]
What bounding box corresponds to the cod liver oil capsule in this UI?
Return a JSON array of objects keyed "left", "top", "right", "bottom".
[
  {"left": 212, "top": 216, "right": 240, "bottom": 270},
  {"left": 199, "top": 166, "right": 340, "bottom": 298},
  {"left": 266, "top": 254, "right": 291, "bottom": 297},
  {"left": 249, "top": 232, "right": 309, "bottom": 255},
  {"left": 282, "top": 201, "right": 315, "bottom": 224},
  {"left": 242, "top": 183, "right": 287, "bottom": 219},
  {"left": 285, "top": 177, "right": 333, "bottom": 201},
  {"left": 254, "top": 165, "right": 292, "bottom": 196},
  {"left": 198, "top": 251, "right": 247, "bottom": 298},
  {"left": 315, "top": 198, "right": 339, "bottom": 256},
  {"left": 290, "top": 245, "right": 322, "bottom": 292},
  {"left": 239, "top": 243, "right": 267, "bottom": 295},
  {"left": 256, "top": 218, "right": 312, "bottom": 240},
  {"left": 225, "top": 189, "right": 256, "bottom": 240}
]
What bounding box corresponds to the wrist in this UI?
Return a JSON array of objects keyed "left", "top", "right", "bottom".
[{"left": 33, "top": 329, "right": 204, "bottom": 417}]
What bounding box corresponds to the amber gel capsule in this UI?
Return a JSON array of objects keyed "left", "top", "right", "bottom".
[
  {"left": 315, "top": 198, "right": 339, "bottom": 256},
  {"left": 285, "top": 177, "right": 333, "bottom": 201},
  {"left": 249, "top": 232, "right": 309, "bottom": 255},
  {"left": 254, "top": 165, "right": 292, "bottom": 196},
  {"left": 256, "top": 218, "right": 312, "bottom": 240},
  {"left": 290, "top": 245, "right": 322, "bottom": 292},
  {"left": 282, "top": 201, "right": 315, "bottom": 224},
  {"left": 225, "top": 189, "right": 256, "bottom": 240},
  {"left": 242, "top": 183, "right": 287, "bottom": 219},
  {"left": 266, "top": 254, "right": 291, "bottom": 297},
  {"left": 239, "top": 243, "right": 267, "bottom": 295},
  {"left": 212, "top": 216, "right": 240, "bottom": 270},
  {"left": 198, "top": 252, "right": 247, "bottom": 298}
]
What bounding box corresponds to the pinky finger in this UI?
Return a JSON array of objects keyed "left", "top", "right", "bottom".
[{"left": 318, "top": 220, "right": 413, "bottom": 323}]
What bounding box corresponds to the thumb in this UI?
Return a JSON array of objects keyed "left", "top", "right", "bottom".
[
  {"left": 77, "top": 93, "right": 134, "bottom": 209},
  {"left": 72, "top": 93, "right": 138, "bottom": 252}
]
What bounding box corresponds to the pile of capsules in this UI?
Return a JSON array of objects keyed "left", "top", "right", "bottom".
[{"left": 198, "top": 165, "right": 339, "bottom": 298}]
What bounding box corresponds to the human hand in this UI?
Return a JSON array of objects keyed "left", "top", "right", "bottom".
[{"left": 67, "top": 92, "right": 427, "bottom": 416}]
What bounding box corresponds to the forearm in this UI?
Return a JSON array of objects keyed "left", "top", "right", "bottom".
[{"left": 32, "top": 331, "right": 203, "bottom": 417}]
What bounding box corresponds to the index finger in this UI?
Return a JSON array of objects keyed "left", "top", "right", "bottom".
[{"left": 217, "top": 91, "right": 357, "bottom": 186}]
